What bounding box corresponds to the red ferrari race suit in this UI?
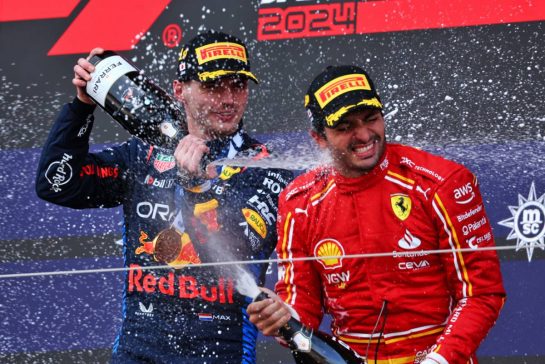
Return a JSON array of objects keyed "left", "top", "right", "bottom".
[{"left": 275, "top": 143, "right": 506, "bottom": 364}]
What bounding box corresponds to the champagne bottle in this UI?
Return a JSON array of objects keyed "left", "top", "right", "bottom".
[
  {"left": 85, "top": 50, "right": 187, "bottom": 149},
  {"left": 254, "top": 291, "right": 366, "bottom": 364}
]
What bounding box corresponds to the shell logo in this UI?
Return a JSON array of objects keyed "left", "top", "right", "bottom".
[{"left": 314, "top": 239, "right": 345, "bottom": 270}]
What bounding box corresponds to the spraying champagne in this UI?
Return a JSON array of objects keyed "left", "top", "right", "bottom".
[{"left": 236, "top": 267, "right": 366, "bottom": 364}]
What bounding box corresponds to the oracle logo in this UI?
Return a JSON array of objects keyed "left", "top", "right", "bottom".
[{"left": 0, "top": 0, "right": 171, "bottom": 55}]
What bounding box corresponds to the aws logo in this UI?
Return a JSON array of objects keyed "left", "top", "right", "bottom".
[
  {"left": 314, "top": 239, "right": 345, "bottom": 270},
  {"left": 454, "top": 182, "right": 475, "bottom": 205},
  {"left": 1, "top": 0, "right": 171, "bottom": 55}
]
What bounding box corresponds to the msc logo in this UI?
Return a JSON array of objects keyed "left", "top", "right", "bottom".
[
  {"left": 499, "top": 182, "right": 545, "bottom": 261},
  {"left": 453, "top": 182, "right": 475, "bottom": 205},
  {"left": 314, "top": 239, "right": 345, "bottom": 270}
]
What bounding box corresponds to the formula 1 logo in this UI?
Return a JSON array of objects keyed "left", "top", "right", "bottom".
[{"left": 0, "top": 0, "right": 171, "bottom": 55}]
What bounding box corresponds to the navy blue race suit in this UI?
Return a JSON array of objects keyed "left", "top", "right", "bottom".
[{"left": 35, "top": 98, "right": 293, "bottom": 363}]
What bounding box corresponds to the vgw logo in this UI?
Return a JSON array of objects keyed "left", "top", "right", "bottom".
[
  {"left": 499, "top": 182, "right": 545, "bottom": 261},
  {"left": 0, "top": 0, "right": 172, "bottom": 55}
]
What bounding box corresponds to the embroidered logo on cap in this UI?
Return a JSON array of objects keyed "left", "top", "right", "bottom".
[
  {"left": 314, "top": 73, "right": 371, "bottom": 108},
  {"left": 196, "top": 42, "right": 247, "bottom": 64}
]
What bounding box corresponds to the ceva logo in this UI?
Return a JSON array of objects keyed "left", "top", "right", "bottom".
[{"left": 0, "top": 0, "right": 171, "bottom": 55}]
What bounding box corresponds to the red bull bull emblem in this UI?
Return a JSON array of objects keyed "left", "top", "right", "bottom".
[{"left": 136, "top": 228, "right": 201, "bottom": 267}]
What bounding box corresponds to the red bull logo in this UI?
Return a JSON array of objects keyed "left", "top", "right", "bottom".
[{"left": 128, "top": 264, "right": 235, "bottom": 304}]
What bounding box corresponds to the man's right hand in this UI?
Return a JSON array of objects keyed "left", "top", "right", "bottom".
[
  {"left": 247, "top": 287, "right": 292, "bottom": 338},
  {"left": 174, "top": 134, "right": 218, "bottom": 181},
  {"left": 73, "top": 47, "right": 104, "bottom": 105}
]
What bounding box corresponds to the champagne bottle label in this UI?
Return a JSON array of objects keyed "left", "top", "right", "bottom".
[{"left": 86, "top": 55, "right": 137, "bottom": 107}]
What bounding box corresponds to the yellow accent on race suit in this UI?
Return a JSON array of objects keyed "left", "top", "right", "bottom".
[
  {"left": 386, "top": 170, "right": 415, "bottom": 185},
  {"left": 281, "top": 211, "right": 294, "bottom": 303},
  {"left": 310, "top": 178, "right": 335, "bottom": 202},
  {"left": 434, "top": 193, "right": 474, "bottom": 297}
]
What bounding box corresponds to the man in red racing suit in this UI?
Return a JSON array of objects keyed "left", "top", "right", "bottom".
[{"left": 248, "top": 65, "right": 505, "bottom": 364}]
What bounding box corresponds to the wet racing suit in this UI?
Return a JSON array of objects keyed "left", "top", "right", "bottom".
[
  {"left": 275, "top": 143, "right": 505, "bottom": 364},
  {"left": 36, "top": 98, "right": 292, "bottom": 363}
]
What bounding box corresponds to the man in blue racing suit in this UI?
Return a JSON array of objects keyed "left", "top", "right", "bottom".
[{"left": 35, "top": 31, "right": 292, "bottom": 363}]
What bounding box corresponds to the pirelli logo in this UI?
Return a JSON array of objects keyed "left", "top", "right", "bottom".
[
  {"left": 196, "top": 42, "right": 247, "bottom": 65},
  {"left": 315, "top": 74, "right": 371, "bottom": 108}
]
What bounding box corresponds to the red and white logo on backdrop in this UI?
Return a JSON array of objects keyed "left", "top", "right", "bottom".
[
  {"left": 257, "top": 0, "right": 545, "bottom": 41},
  {"left": 0, "top": 0, "right": 178, "bottom": 55}
]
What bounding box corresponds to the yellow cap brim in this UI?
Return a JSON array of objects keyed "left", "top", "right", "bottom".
[
  {"left": 198, "top": 70, "right": 258, "bottom": 84},
  {"left": 325, "top": 97, "right": 383, "bottom": 127}
]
